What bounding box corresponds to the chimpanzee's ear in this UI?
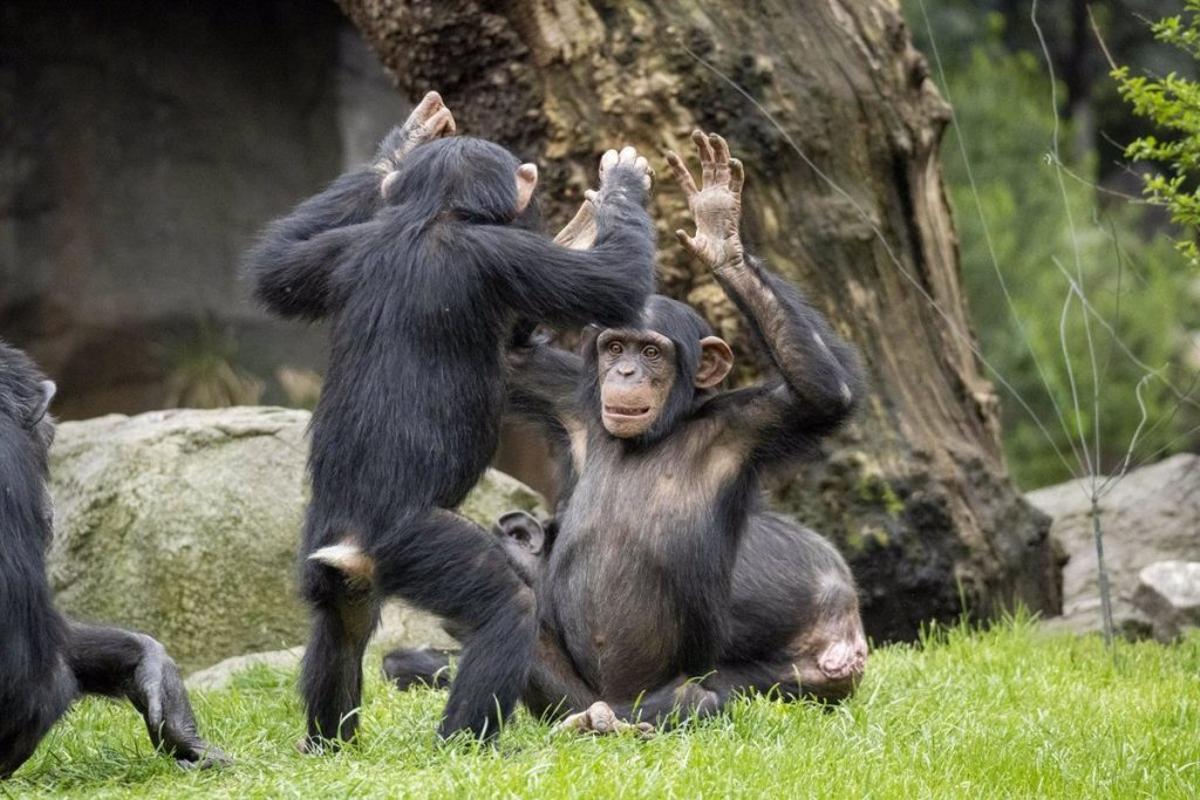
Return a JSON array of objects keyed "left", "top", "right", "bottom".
[
  {"left": 694, "top": 337, "right": 734, "bottom": 389},
  {"left": 380, "top": 170, "right": 401, "bottom": 200},
  {"left": 516, "top": 163, "right": 538, "bottom": 213},
  {"left": 28, "top": 380, "right": 56, "bottom": 428},
  {"left": 492, "top": 510, "right": 546, "bottom": 555},
  {"left": 578, "top": 324, "right": 602, "bottom": 357}
]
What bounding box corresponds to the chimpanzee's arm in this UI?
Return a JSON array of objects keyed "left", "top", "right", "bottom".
[
  {"left": 246, "top": 92, "right": 455, "bottom": 320},
  {"left": 668, "top": 131, "right": 861, "bottom": 466},
  {"left": 505, "top": 328, "right": 585, "bottom": 439},
  {"left": 714, "top": 256, "right": 862, "bottom": 462},
  {"left": 66, "top": 621, "right": 229, "bottom": 767},
  {"left": 474, "top": 162, "right": 656, "bottom": 330},
  {"left": 246, "top": 192, "right": 380, "bottom": 321}
]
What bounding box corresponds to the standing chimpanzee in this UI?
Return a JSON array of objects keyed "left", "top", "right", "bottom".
[
  {"left": 0, "top": 341, "right": 226, "bottom": 777},
  {"left": 245, "top": 93, "right": 657, "bottom": 746},
  {"left": 385, "top": 130, "right": 866, "bottom": 731}
]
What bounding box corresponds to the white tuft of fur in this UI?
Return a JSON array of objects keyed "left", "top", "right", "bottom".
[{"left": 308, "top": 543, "right": 362, "bottom": 568}]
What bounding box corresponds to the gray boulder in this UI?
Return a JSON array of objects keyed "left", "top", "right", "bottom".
[
  {"left": 48, "top": 407, "right": 546, "bottom": 672},
  {"left": 1132, "top": 561, "right": 1200, "bottom": 642},
  {"left": 1028, "top": 453, "right": 1200, "bottom": 638},
  {"left": 185, "top": 647, "right": 305, "bottom": 692}
]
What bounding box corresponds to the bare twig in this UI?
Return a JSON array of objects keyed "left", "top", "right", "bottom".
[{"left": 1088, "top": 4, "right": 1118, "bottom": 71}]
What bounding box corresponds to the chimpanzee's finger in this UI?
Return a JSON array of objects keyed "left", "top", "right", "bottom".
[
  {"left": 409, "top": 91, "right": 444, "bottom": 125},
  {"left": 426, "top": 108, "right": 456, "bottom": 138},
  {"left": 730, "top": 158, "right": 745, "bottom": 197},
  {"left": 693, "top": 130, "right": 715, "bottom": 185},
  {"left": 710, "top": 134, "right": 731, "bottom": 184},
  {"left": 600, "top": 149, "right": 619, "bottom": 173},
  {"left": 618, "top": 146, "right": 638, "bottom": 165},
  {"left": 665, "top": 151, "right": 698, "bottom": 197},
  {"left": 634, "top": 156, "right": 653, "bottom": 189},
  {"left": 675, "top": 229, "right": 701, "bottom": 258}
]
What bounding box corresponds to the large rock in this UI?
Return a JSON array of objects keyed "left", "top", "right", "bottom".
[
  {"left": 48, "top": 407, "right": 546, "bottom": 672},
  {"left": 1132, "top": 561, "right": 1200, "bottom": 642},
  {"left": 1028, "top": 454, "right": 1200, "bottom": 638}
]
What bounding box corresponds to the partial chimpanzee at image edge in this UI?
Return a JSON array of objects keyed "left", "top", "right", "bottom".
[
  {"left": 245, "top": 92, "right": 657, "bottom": 747},
  {"left": 0, "top": 341, "right": 226, "bottom": 778},
  {"left": 385, "top": 131, "right": 869, "bottom": 732}
]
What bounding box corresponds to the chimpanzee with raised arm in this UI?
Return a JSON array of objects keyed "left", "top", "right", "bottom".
[
  {"left": 245, "top": 92, "right": 657, "bottom": 747},
  {"left": 385, "top": 130, "right": 867, "bottom": 731}
]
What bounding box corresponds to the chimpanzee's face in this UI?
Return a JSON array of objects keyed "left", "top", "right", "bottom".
[{"left": 596, "top": 328, "right": 678, "bottom": 438}]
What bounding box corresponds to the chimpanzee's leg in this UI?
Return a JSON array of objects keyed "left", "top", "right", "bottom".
[
  {"left": 65, "top": 621, "right": 228, "bottom": 766},
  {"left": 383, "top": 612, "right": 596, "bottom": 723},
  {"left": 775, "top": 603, "right": 868, "bottom": 704},
  {"left": 382, "top": 648, "right": 453, "bottom": 691},
  {"left": 299, "top": 563, "right": 380, "bottom": 750},
  {"left": 522, "top": 624, "right": 602, "bottom": 721},
  {"left": 0, "top": 657, "right": 74, "bottom": 779},
  {"left": 566, "top": 615, "right": 868, "bottom": 735},
  {"left": 371, "top": 509, "right": 537, "bottom": 741}
]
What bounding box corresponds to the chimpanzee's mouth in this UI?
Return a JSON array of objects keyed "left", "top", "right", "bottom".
[{"left": 603, "top": 405, "right": 651, "bottom": 418}]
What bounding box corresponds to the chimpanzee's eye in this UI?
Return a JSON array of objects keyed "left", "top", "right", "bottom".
[
  {"left": 642, "top": 345, "right": 660, "bottom": 359},
  {"left": 607, "top": 341, "right": 623, "bottom": 356}
]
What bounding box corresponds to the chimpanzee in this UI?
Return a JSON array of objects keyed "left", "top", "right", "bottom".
[
  {"left": 387, "top": 506, "right": 864, "bottom": 732},
  {"left": 384, "top": 130, "right": 867, "bottom": 731},
  {"left": 499, "top": 507, "right": 862, "bottom": 732},
  {"left": 245, "top": 92, "right": 657, "bottom": 746},
  {"left": 0, "top": 341, "right": 226, "bottom": 778}
]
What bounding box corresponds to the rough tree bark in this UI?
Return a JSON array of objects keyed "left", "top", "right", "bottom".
[{"left": 337, "top": 0, "right": 1061, "bottom": 640}]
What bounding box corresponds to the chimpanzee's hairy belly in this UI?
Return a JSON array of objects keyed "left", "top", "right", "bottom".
[{"left": 546, "top": 456, "right": 737, "bottom": 699}]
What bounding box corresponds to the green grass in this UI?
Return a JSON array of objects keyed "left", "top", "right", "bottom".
[{"left": 7, "top": 618, "right": 1199, "bottom": 799}]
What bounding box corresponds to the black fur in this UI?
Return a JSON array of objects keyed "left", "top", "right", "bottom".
[
  {"left": 246, "top": 133, "right": 656, "bottom": 743},
  {"left": 0, "top": 341, "right": 223, "bottom": 777},
  {"left": 489, "top": 250, "right": 867, "bottom": 725}
]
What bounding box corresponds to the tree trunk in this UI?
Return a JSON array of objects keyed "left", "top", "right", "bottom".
[{"left": 337, "top": 0, "right": 1061, "bottom": 640}]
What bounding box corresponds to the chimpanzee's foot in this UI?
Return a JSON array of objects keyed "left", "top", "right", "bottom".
[
  {"left": 797, "top": 621, "right": 868, "bottom": 702},
  {"left": 553, "top": 702, "right": 654, "bottom": 737},
  {"left": 296, "top": 735, "right": 344, "bottom": 756},
  {"left": 382, "top": 648, "right": 453, "bottom": 692},
  {"left": 817, "top": 636, "right": 867, "bottom": 683}
]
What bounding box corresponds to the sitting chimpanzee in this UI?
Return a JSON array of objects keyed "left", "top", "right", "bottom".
[
  {"left": 245, "top": 92, "right": 657, "bottom": 746},
  {"left": 384, "top": 130, "right": 867, "bottom": 731},
  {"left": 0, "top": 341, "right": 226, "bottom": 777},
  {"left": 469, "top": 506, "right": 864, "bottom": 733}
]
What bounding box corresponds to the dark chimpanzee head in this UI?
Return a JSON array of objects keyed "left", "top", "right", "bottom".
[
  {"left": 0, "top": 340, "right": 57, "bottom": 459},
  {"left": 585, "top": 295, "right": 734, "bottom": 443},
  {"left": 0, "top": 340, "right": 58, "bottom": 550},
  {"left": 381, "top": 136, "right": 541, "bottom": 228},
  {"left": 490, "top": 510, "right": 549, "bottom": 586}
]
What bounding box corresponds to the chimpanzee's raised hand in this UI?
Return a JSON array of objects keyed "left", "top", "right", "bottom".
[
  {"left": 666, "top": 130, "right": 745, "bottom": 269},
  {"left": 557, "top": 146, "right": 651, "bottom": 250},
  {"left": 599, "top": 146, "right": 654, "bottom": 193},
  {"left": 375, "top": 91, "right": 457, "bottom": 187}
]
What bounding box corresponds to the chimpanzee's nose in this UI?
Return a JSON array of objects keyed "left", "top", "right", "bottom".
[{"left": 617, "top": 364, "right": 635, "bottom": 377}]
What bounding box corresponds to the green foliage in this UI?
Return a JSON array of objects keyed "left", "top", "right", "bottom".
[
  {"left": 1117, "top": 0, "right": 1200, "bottom": 267},
  {"left": 937, "top": 44, "right": 1197, "bottom": 487},
  {"left": 7, "top": 620, "right": 1199, "bottom": 798}
]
